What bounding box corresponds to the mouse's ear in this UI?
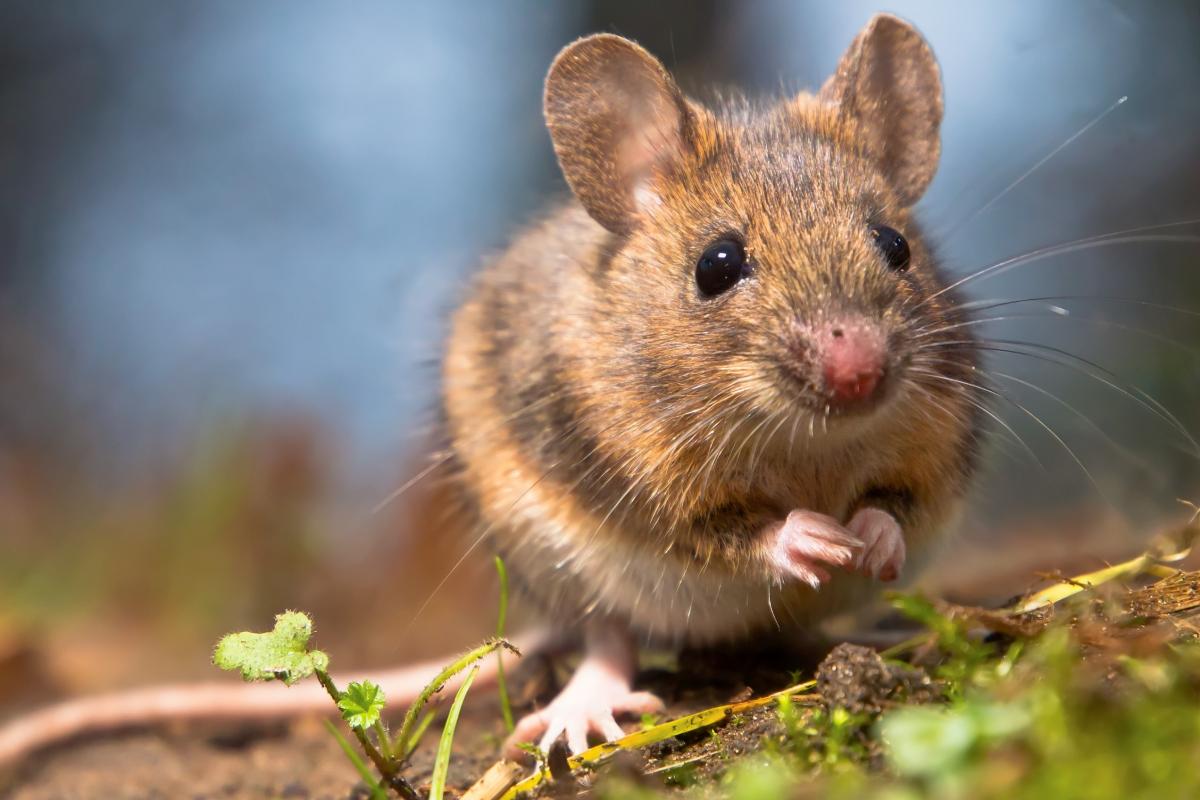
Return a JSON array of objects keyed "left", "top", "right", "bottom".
[
  {"left": 545, "top": 34, "right": 695, "bottom": 235},
  {"left": 820, "top": 14, "right": 943, "bottom": 206}
]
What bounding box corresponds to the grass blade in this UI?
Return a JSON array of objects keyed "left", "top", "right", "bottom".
[
  {"left": 404, "top": 709, "right": 438, "bottom": 758},
  {"left": 498, "top": 683, "right": 819, "bottom": 798},
  {"left": 323, "top": 719, "right": 387, "bottom": 800},
  {"left": 428, "top": 663, "right": 481, "bottom": 800},
  {"left": 397, "top": 638, "right": 511, "bottom": 754},
  {"left": 1013, "top": 516, "right": 1197, "bottom": 612},
  {"left": 494, "top": 556, "right": 515, "bottom": 733}
]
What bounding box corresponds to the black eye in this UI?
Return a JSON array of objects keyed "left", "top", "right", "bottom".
[
  {"left": 695, "top": 239, "right": 747, "bottom": 297},
  {"left": 869, "top": 225, "right": 910, "bottom": 272}
]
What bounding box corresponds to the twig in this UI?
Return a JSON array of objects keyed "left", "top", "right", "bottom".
[{"left": 462, "top": 760, "right": 525, "bottom": 800}]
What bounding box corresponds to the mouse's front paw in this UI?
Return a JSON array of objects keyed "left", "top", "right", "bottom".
[
  {"left": 763, "top": 509, "right": 861, "bottom": 589},
  {"left": 847, "top": 507, "right": 905, "bottom": 581}
]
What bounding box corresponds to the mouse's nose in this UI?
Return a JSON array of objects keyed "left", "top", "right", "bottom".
[{"left": 819, "top": 319, "right": 886, "bottom": 406}]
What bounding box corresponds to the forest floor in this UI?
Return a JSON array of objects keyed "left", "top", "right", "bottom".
[{"left": 4, "top": 503, "right": 1199, "bottom": 800}]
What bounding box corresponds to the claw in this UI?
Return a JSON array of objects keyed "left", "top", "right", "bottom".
[
  {"left": 847, "top": 507, "right": 905, "bottom": 581},
  {"left": 505, "top": 622, "right": 660, "bottom": 759},
  {"left": 505, "top": 668, "right": 662, "bottom": 758},
  {"left": 763, "top": 509, "right": 861, "bottom": 588}
]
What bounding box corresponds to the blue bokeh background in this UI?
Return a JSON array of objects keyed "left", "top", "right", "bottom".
[{"left": 2, "top": 1, "right": 1198, "bottom": 521}]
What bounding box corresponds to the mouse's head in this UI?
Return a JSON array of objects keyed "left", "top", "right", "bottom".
[{"left": 544, "top": 14, "right": 975, "bottom": 440}]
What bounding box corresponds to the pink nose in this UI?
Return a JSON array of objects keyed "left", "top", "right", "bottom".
[{"left": 821, "top": 322, "right": 885, "bottom": 405}]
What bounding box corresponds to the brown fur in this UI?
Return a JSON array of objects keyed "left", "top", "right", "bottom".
[{"left": 443, "top": 14, "right": 982, "bottom": 645}]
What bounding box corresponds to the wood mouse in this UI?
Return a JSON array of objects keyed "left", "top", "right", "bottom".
[
  {"left": 445, "top": 12, "right": 980, "bottom": 755},
  {"left": 0, "top": 13, "right": 983, "bottom": 766}
]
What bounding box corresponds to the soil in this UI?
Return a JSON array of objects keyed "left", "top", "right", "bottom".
[
  {"left": 0, "top": 637, "right": 833, "bottom": 800},
  {"left": 3, "top": 516, "right": 1194, "bottom": 800}
]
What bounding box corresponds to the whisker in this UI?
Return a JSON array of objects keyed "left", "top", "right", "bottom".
[
  {"left": 940, "top": 94, "right": 1128, "bottom": 237},
  {"left": 788, "top": 411, "right": 802, "bottom": 460},
  {"left": 956, "top": 294, "right": 1200, "bottom": 318},
  {"left": 369, "top": 386, "right": 573, "bottom": 515},
  {"left": 921, "top": 371, "right": 1109, "bottom": 504},
  {"left": 919, "top": 338, "right": 1199, "bottom": 457},
  {"left": 922, "top": 224, "right": 1200, "bottom": 307},
  {"left": 910, "top": 310, "right": 1200, "bottom": 359},
  {"left": 399, "top": 459, "right": 559, "bottom": 639},
  {"left": 989, "top": 369, "right": 1156, "bottom": 473},
  {"left": 908, "top": 364, "right": 1043, "bottom": 470},
  {"left": 978, "top": 338, "right": 1199, "bottom": 455},
  {"left": 766, "top": 580, "right": 780, "bottom": 630},
  {"left": 747, "top": 409, "right": 792, "bottom": 477},
  {"left": 946, "top": 95, "right": 1128, "bottom": 236}
]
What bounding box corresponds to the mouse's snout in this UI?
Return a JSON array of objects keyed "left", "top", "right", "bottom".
[{"left": 806, "top": 317, "right": 887, "bottom": 407}]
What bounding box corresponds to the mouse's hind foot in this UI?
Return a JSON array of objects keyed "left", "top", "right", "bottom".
[{"left": 504, "top": 620, "right": 662, "bottom": 758}]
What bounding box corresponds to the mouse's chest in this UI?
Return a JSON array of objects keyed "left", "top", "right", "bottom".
[{"left": 722, "top": 445, "right": 879, "bottom": 521}]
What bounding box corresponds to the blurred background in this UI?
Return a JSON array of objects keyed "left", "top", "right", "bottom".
[{"left": 1, "top": 0, "right": 1198, "bottom": 708}]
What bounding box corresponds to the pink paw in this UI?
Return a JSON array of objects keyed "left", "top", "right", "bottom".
[
  {"left": 504, "top": 660, "right": 664, "bottom": 757},
  {"left": 847, "top": 507, "right": 905, "bottom": 581},
  {"left": 764, "top": 510, "right": 860, "bottom": 589}
]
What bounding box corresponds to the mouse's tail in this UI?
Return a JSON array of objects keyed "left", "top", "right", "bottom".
[{"left": 0, "top": 627, "right": 554, "bottom": 768}]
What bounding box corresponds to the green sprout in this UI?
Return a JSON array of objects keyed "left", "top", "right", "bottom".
[
  {"left": 213, "top": 609, "right": 515, "bottom": 798},
  {"left": 325, "top": 719, "right": 388, "bottom": 800},
  {"left": 338, "top": 680, "right": 387, "bottom": 731}
]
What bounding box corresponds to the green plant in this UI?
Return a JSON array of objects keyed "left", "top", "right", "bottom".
[
  {"left": 493, "top": 555, "right": 515, "bottom": 734},
  {"left": 428, "top": 664, "right": 480, "bottom": 800},
  {"left": 213, "top": 610, "right": 514, "bottom": 799},
  {"left": 888, "top": 593, "right": 996, "bottom": 698},
  {"left": 509, "top": 522, "right": 1200, "bottom": 799}
]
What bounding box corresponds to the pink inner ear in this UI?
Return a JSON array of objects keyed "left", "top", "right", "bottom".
[
  {"left": 614, "top": 96, "right": 685, "bottom": 213},
  {"left": 544, "top": 34, "right": 692, "bottom": 233}
]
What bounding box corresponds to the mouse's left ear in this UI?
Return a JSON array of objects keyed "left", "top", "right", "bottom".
[
  {"left": 544, "top": 34, "right": 696, "bottom": 235},
  {"left": 820, "top": 14, "right": 943, "bottom": 206}
]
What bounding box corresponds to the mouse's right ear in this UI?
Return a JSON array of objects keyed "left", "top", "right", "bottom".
[{"left": 544, "top": 34, "right": 696, "bottom": 235}]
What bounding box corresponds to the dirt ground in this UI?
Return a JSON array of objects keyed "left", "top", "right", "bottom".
[
  {"left": 1, "top": 635, "right": 825, "bottom": 800},
  {"left": 0, "top": 512, "right": 1185, "bottom": 800}
]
